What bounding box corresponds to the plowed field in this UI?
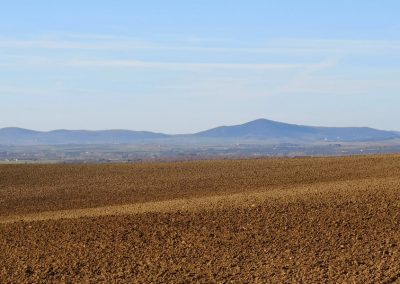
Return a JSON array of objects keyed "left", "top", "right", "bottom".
[{"left": 1, "top": 155, "right": 400, "bottom": 283}]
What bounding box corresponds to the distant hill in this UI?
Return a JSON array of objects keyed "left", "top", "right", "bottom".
[
  {"left": 1, "top": 119, "right": 399, "bottom": 145},
  {"left": 194, "top": 119, "right": 399, "bottom": 142},
  {"left": 0, "top": 128, "right": 169, "bottom": 145}
]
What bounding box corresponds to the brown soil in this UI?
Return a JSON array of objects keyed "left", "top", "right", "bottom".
[{"left": 0, "top": 155, "right": 400, "bottom": 283}]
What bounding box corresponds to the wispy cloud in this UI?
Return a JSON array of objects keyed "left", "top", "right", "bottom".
[
  {"left": 1, "top": 35, "right": 400, "bottom": 55},
  {"left": 275, "top": 55, "right": 400, "bottom": 96},
  {"left": 2, "top": 35, "right": 400, "bottom": 100},
  {"left": 0, "top": 51, "right": 320, "bottom": 71},
  {"left": 0, "top": 85, "right": 55, "bottom": 97},
  {"left": 279, "top": 76, "right": 400, "bottom": 96},
  {"left": 0, "top": 39, "right": 151, "bottom": 50},
  {"left": 277, "top": 57, "right": 341, "bottom": 94},
  {"left": 67, "top": 59, "right": 307, "bottom": 70}
]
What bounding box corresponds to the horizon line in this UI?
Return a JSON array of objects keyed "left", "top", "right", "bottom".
[{"left": 1, "top": 118, "right": 398, "bottom": 134}]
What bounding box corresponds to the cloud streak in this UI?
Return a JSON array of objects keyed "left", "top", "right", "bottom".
[
  {"left": 1, "top": 36, "right": 400, "bottom": 55},
  {"left": 0, "top": 39, "right": 150, "bottom": 50},
  {"left": 67, "top": 59, "right": 308, "bottom": 71}
]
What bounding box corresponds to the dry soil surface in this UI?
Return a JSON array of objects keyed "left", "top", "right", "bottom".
[{"left": 1, "top": 155, "right": 400, "bottom": 283}]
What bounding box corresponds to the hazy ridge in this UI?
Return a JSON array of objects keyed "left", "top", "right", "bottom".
[{"left": 0, "top": 118, "right": 399, "bottom": 145}]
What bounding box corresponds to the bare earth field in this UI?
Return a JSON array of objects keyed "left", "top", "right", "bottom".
[{"left": 1, "top": 155, "right": 400, "bottom": 283}]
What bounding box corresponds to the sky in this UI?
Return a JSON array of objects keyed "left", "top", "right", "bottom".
[{"left": 1, "top": 0, "right": 400, "bottom": 133}]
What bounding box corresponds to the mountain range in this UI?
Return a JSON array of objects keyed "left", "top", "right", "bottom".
[{"left": 0, "top": 119, "right": 399, "bottom": 145}]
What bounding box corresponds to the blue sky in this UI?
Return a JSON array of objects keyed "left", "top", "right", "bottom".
[{"left": 1, "top": 0, "right": 400, "bottom": 133}]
